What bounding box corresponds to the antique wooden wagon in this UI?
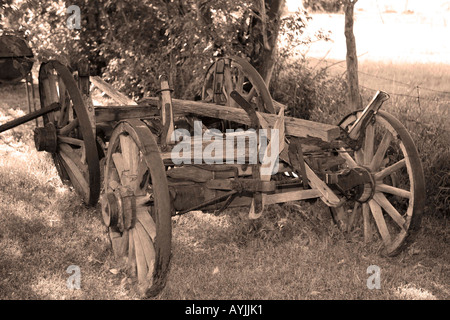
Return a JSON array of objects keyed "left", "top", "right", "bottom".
[{"left": 0, "top": 56, "right": 425, "bottom": 297}]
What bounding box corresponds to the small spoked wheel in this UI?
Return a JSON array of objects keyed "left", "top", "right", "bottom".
[
  {"left": 38, "top": 60, "right": 100, "bottom": 206},
  {"left": 334, "top": 110, "right": 425, "bottom": 256},
  {"left": 101, "top": 119, "right": 172, "bottom": 297},
  {"left": 202, "top": 56, "right": 275, "bottom": 114}
]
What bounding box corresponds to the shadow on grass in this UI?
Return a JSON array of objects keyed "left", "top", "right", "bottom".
[{"left": 0, "top": 165, "right": 129, "bottom": 299}]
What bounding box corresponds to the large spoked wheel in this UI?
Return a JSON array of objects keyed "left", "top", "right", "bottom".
[
  {"left": 202, "top": 56, "right": 275, "bottom": 114},
  {"left": 38, "top": 60, "right": 100, "bottom": 206},
  {"left": 334, "top": 110, "right": 425, "bottom": 256},
  {"left": 101, "top": 119, "right": 172, "bottom": 297}
]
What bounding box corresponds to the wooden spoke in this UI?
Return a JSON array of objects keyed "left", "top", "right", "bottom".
[
  {"left": 80, "top": 144, "right": 87, "bottom": 165},
  {"left": 373, "top": 193, "right": 406, "bottom": 229},
  {"left": 362, "top": 203, "right": 372, "bottom": 243},
  {"left": 339, "top": 148, "right": 358, "bottom": 168},
  {"left": 57, "top": 76, "right": 69, "bottom": 126},
  {"left": 119, "top": 134, "right": 139, "bottom": 175},
  {"left": 376, "top": 183, "right": 411, "bottom": 199},
  {"left": 131, "top": 228, "right": 148, "bottom": 288},
  {"left": 58, "top": 118, "right": 79, "bottom": 136},
  {"left": 135, "top": 222, "right": 156, "bottom": 280},
  {"left": 57, "top": 136, "right": 85, "bottom": 147},
  {"left": 110, "top": 229, "right": 128, "bottom": 259},
  {"left": 59, "top": 147, "right": 89, "bottom": 200},
  {"left": 355, "top": 149, "right": 364, "bottom": 165},
  {"left": 363, "top": 123, "right": 375, "bottom": 165},
  {"left": 374, "top": 159, "right": 406, "bottom": 180},
  {"left": 370, "top": 131, "right": 393, "bottom": 171},
  {"left": 348, "top": 201, "right": 360, "bottom": 230},
  {"left": 133, "top": 156, "right": 149, "bottom": 195},
  {"left": 369, "top": 199, "right": 392, "bottom": 246},
  {"left": 127, "top": 230, "right": 136, "bottom": 277},
  {"left": 59, "top": 143, "right": 88, "bottom": 176},
  {"left": 236, "top": 69, "right": 245, "bottom": 95},
  {"left": 136, "top": 207, "right": 157, "bottom": 241},
  {"left": 112, "top": 152, "right": 126, "bottom": 183},
  {"left": 223, "top": 66, "right": 234, "bottom": 105}
]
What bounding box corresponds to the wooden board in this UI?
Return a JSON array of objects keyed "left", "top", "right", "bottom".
[
  {"left": 90, "top": 76, "right": 138, "bottom": 106},
  {"left": 94, "top": 98, "right": 340, "bottom": 142},
  {"left": 95, "top": 105, "right": 160, "bottom": 122}
]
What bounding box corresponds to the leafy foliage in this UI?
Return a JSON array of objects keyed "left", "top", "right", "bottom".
[
  {"left": 1, "top": 0, "right": 81, "bottom": 64},
  {"left": 1, "top": 1, "right": 325, "bottom": 101},
  {"left": 303, "top": 0, "right": 345, "bottom": 13}
]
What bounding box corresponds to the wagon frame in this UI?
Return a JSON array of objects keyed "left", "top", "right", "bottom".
[{"left": 0, "top": 56, "right": 425, "bottom": 298}]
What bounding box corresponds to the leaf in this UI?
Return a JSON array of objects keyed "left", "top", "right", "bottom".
[
  {"left": 109, "top": 268, "right": 119, "bottom": 275},
  {"left": 212, "top": 267, "right": 219, "bottom": 275}
]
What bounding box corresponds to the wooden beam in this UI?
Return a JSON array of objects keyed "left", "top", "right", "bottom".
[
  {"left": 96, "top": 98, "right": 340, "bottom": 142},
  {"left": 166, "top": 98, "right": 340, "bottom": 141},
  {"left": 95, "top": 105, "right": 160, "bottom": 123},
  {"left": 214, "top": 189, "right": 322, "bottom": 209},
  {"left": 90, "top": 76, "right": 138, "bottom": 106}
]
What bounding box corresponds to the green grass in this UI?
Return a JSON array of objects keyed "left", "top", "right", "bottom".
[{"left": 0, "top": 67, "right": 449, "bottom": 300}]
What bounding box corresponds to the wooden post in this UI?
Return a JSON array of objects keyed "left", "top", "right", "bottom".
[
  {"left": 344, "top": 0, "right": 361, "bottom": 110},
  {"left": 159, "top": 75, "right": 175, "bottom": 147}
]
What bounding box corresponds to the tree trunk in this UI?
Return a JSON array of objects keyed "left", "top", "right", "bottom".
[
  {"left": 344, "top": 0, "right": 361, "bottom": 110},
  {"left": 251, "top": 0, "right": 285, "bottom": 86}
]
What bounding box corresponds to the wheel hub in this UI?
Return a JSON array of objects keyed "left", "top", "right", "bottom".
[
  {"left": 101, "top": 187, "right": 136, "bottom": 231},
  {"left": 34, "top": 122, "right": 57, "bottom": 153},
  {"left": 326, "top": 166, "right": 376, "bottom": 203}
]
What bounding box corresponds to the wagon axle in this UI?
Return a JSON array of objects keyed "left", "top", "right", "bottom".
[{"left": 326, "top": 166, "right": 375, "bottom": 203}]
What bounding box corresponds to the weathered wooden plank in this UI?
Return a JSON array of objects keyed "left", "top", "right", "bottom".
[
  {"left": 212, "top": 189, "right": 322, "bottom": 209},
  {"left": 161, "top": 135, "right": 339, "bottom": 164},
  {"left": 90, "top": 76, "right": 138, "bottom": 106},
  {"left": 95, "top": 105, "right": 160, "bottom": 122},
  {"left": 94, "top": 98, "right": 340, "bottom": 142},
  {"left": 305, "top": 163, "right": 341, "bottom": 207},
  {"left": 167, "top": 98, "right": 340, "bottom": 142}
]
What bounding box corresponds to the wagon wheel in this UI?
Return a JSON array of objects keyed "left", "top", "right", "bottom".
[
  {"left": 101, "top": 119, "right": 172, "bottom": 297},
  {"left": 38, "top": 60, "right": 100, "bottom": 206},
  {"left": 202, "top": 56, "right": 275, "bottom": 127},
  {"left": 333, "top": 110, "right": 425, "bottom": 256}
]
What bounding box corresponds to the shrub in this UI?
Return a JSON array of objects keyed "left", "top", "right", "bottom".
[
  {"left": 303, "top": 0, "right": 344, "bottom": 13},
  {"left": 270, "top": 58, "right": 348, "bottom": 120}
]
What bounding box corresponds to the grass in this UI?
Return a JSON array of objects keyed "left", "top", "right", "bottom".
[{"left": 0, "top": 60, "right": 449, "bottom": 300}]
